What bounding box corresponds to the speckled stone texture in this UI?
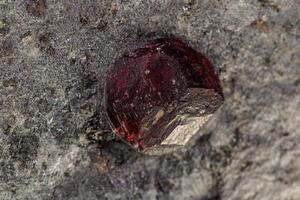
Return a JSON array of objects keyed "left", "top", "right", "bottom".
[{"left": 0, "top": 0, "right": 299, "bottom": 200}]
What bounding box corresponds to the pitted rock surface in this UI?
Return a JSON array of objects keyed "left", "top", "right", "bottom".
[{"left": 0, "top": 0, "right": 300, "bottom": 199}]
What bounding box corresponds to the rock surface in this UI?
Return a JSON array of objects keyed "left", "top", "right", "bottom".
[{"left": 0, "top": 0, "right": 299, "bottom": 200}]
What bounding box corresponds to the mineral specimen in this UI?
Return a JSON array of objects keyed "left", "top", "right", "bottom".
[{"left": 105, "top": 37, "right": 223, "bottom": 150}]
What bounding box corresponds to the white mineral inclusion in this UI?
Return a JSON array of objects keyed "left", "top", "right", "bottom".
[{"left": 162, "top": 114, "right": 213, "bottom": 145}]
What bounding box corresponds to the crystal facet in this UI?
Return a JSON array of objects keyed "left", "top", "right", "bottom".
[{"left": 105, "top": 38, "right": 223, "bottom": 150}]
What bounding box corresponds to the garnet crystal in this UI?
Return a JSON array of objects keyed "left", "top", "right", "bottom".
[{"left": 105, "top": 38, "right": 223, "bottom": 150}]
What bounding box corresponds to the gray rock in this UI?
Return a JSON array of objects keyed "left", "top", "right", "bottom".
[{"left": 0, "top": 0, "right": 299, "bottom": 199}]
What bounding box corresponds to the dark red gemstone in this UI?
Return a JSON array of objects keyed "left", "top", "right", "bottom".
[{"left": 105, "top": 37, "right": 222, "bottom": 150}]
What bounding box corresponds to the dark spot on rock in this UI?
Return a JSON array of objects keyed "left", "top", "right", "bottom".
[
  {"left": 249, "top": 20, "right": 269, "bottom": 33},
  {"left": 258, "top": 0, "right": 280, "bottom": 12},
  {"left": 64, "top": 171, "right": 70, "bottom": 177},
  {"left": 239, "top": 160, "right": 253, "bottom": 172},
  {"left": 2, "top": 78, "right": 17, "bottom": 88},
  {"left": 36, "top": 98, "right": 52, "bottom": 113},
  {"left": 90, "top": 20, "right": 108, "bottom": 31},
  {"left": 135, "top": 28, "right": 163, "bottom": 40},
  {"left": 79, "top": 102, "right": 93, "bottom": 114},
  {"left": 3, "top": 124, "right": 12, "bottom": 135},
  {"left": 8, "top": 134, "right": 39, "bottom": 167},
  {"left": 19, "top": 31, "right": 32, "bottom": 42},
  {"left": 77, "top": 1, "right": 110, "bottom": 31},
  {"left": 155, "top": 174, "right": 175, "bottom": 194},
  {"left": 281, "top": 131, "right": 290, "bottom": 137},
  {"left": 294, "top": 79, "right": 300, "bottom": 87},
  {"left": 0, "top": 117, "right": 11, "bottom": 135},
  {"left": 70, "top": 58, "right": 76, "bottom": 65},
  {"left": 42, "top": 162, "right": 47, "bottom": 170},
  {"left": 97, "top": 20, "right": 108, "bottom": 30},
  {"left": 38, "top": 32, "right": 55, "bottom": 55},
  {"left": 79, "top": 14, "right": 89, "bottom": 25},
  {"left": 82, "top": 73, "right": 98, "bottom": 89},
  {"left": 0, "top": 39, "right": 13, "bottom": 59},
  {"left": 26, "top": 0, "right": 47, "bottom": 17},
  {"left": 88, "top": 141, "right": 139, "bottom": 173},
  {"left": 0, "top": 162, "right": 15, "bottom": 182},
  {"left": 110, "top": 3, "right": 118, "bottom": 15},
  {"left": 283, "top": 22, "right": 295, "bottom": 35},
  {"left": 264, "top": 56, "right": 272, "bottom": 66},
  {"left": 184, "top": 0, "right": 196, "bottom": 6},
  {"left": 83, "top": 111, "right": 113, "bottom": 142},
  {"left": 0, "top": 18, "right": 9, "bottom": 36},
  {"left": 3, "top": 77, "right": 18, "bottom": 88}
]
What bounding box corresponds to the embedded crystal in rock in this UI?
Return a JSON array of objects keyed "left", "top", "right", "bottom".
[{"left": 105, "top": 37, "right": 223, "bottom": 150}]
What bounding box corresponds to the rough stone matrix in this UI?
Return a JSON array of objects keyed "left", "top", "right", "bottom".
[{"left": 0, "top": 0, "right": 299, "bottom": 200}]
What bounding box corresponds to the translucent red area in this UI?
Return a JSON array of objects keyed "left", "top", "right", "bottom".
[{"left": 105, "top": 37, "right": 222, "bottom": 150}]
